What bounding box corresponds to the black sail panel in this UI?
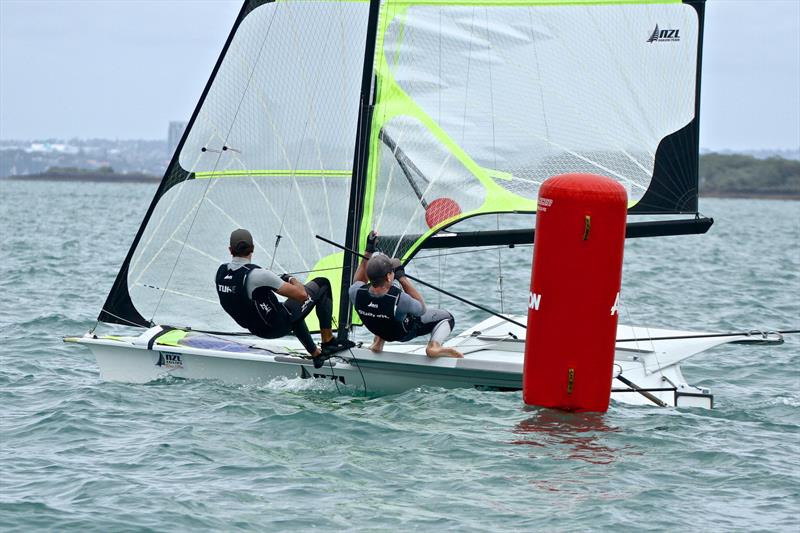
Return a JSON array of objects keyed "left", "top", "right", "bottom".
[{"left": 629, "top": 120, "right": 700, "bottom": 214}]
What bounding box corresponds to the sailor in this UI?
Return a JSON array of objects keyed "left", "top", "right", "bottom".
[
  {"left": 348, "top": 231, "right": 463, "bottom": 358},
  {"left": 216, "top": 228, "right": 352, "bottom": 368}
]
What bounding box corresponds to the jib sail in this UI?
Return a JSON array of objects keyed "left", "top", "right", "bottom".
[{"left": 99, "top": 0, "right": 370, "bottom": 330}]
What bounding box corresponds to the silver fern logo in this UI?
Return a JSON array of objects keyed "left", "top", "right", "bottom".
[{"left": 647, "top": 25, "right": 681, "bottom": 43}]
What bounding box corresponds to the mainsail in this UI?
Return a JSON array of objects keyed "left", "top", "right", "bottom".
[
  {"left": 98, "top": 0, "right": 706, "bottom": 338},
  {"left": 354, "top": 0, "right": 703, "bottom": 263}
]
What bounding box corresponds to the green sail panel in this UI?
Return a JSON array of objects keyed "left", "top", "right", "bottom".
[
  {"left": 359, "top": 0, "right": 700, "bottom": 260},
  {"left": 101, "top": 0, "right": 369, "bottom": 331}
]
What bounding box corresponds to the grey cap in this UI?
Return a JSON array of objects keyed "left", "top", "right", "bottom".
[
  {"left": 367, "top": 254, "right": 400, "bottom": 282},
  {"left": 229, "top": 228, "right": 254, "bottom": 256}
]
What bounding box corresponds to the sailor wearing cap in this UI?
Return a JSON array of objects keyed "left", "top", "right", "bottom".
[
  {"left": 348, "top": 231, "right": 462, "bottom": 358},
  {"left": 216, "top": 229, "right": 352, "bottom": 368}
]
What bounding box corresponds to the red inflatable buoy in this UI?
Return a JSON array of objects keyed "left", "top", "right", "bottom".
[{"left": 523, "top": 173, "right": 627, "bottom": 413}]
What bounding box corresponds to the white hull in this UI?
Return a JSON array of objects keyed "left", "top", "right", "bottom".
[{"left": 67, "top": 316, "right": 782, "bottom": 409}]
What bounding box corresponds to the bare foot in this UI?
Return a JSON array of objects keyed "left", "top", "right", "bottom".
[
  {"left": 426, "top": 342, "right": 463, "bottom": 358},
  {"left": 369, "top": 336, "right": 385, "bottom": 353}
]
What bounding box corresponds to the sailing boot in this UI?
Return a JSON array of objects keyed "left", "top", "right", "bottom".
[{"left": 321, "top": 338, "right": 356, "bottom": 357}]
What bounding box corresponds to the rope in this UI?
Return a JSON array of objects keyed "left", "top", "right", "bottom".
[
  {"left": 616, "top": 330, "right": 797, "bottom": 343},
  {"left": 98, "top": 308, "right": 152, "bottom": 329},
  {"left": 413, "top": 244, "right": 533, "bottom": 261},
  {"left": 496, "top": 214, "right": 505, "bottom": 314},
  {"left": 316, "top": 234, "right": 526, "bottom": 329}
]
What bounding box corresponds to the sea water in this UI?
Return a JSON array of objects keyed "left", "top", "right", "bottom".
[{"left": 1, "top": 179, "right": 798, "bottom": 531}]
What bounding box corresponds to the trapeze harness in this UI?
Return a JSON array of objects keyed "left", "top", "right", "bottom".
[
  {"left": 215, "top": 263, "right": 293, "bottom": 337},
  {"left": 353, "top": 284, "right": 419, "bottom": 342}
]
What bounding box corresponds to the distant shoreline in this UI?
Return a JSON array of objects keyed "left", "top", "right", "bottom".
[
  {"left": 5, "top": 174, "right": 798, "bottom": 200},
  {"left": 701, "top": 191, "right": 800, "bottom": 200},
  {"left": 6, "top": 173, "right": 158, "bottom": 183}
]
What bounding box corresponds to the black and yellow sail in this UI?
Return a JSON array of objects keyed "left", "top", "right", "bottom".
[
  {"left": 351, "top": 0, "right": 706, "bottom": 263},
  {"left": 99, "top": 0, "right": 707, "bottom": 336}
]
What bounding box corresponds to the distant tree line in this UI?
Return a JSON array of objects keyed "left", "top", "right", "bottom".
[
  {"left": 699, "top": 153, "right": 799, "bottom": 198},
  {"left": 7, "top": 165, "right": 158, "bottom": 183},
  {"left": 45, "top": 166, "right": 116, "bottom": 175}
]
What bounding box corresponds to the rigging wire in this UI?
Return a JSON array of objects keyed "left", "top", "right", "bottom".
[
  {"left": 616, "top": 330, "right": 798, "bottom": 343},
  {"left": 276, "top": 243, "right": 536, "bottom": 278},
  {"left": 335, "top": 346, "right": 368, "bottom": 398},
  {"left": 96, "top": 309, "right": 151, "bottom": 330},
  {"left": 620, "top": 297, "right": 665, "bottom": 383},
  {"left": 269, "top": 104, "right": 316, "bottom": 270},
  {"left": 496, "top": 214, "right": 505, "bottom": 314},
  {"left": 437, "top": 249, "right": 443, "bottom": 308},
  {"left": 317, "top": 234, "right": 526, "bottom": 329},
  {"left": 269, "top": 234, "right": 283, "bottom": 270},
  {"left": 415, "top": 243, "right": 533, "bottom": 261}
]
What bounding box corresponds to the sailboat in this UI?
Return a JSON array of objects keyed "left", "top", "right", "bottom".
[{"left": 66, "top": 0, "right": 783, "bottom": 408}]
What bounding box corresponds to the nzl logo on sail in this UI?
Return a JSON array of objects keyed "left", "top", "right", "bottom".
[{"left": 647, "top": 25, "right": 680, "bottom": 43}]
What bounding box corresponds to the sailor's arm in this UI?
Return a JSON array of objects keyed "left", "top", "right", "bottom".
[
  {"left": 396, "top": 267, "right": 426, "bottom": 314},
  {"left": 354, "top": 230, "right": 378, "bottom": 283},
  {"left": 277, "top": 275, "right": 308, "bottom": 302},
  {"left": 354, "top": 256, "right": 369, "bottom": 284}
]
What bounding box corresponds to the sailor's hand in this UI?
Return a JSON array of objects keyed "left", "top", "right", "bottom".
[
  {"left": 393, "top": 261, "right": 406, "bottom": 280},
  {"left": 366, "top": 230, "right": 379, "bottom": 254},
  {"left": 280, "top": 273, "right": 294, "bottom": 283}
]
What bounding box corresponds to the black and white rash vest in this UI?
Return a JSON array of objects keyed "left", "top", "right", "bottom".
[
  {"left": 353, "top": 284, "right": 417, "bottom": 342},
  {"left": 215, "top": 263, "right": 292, "bottom": 337}
]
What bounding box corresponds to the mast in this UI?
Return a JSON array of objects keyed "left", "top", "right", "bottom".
[{"left": 337, "top": 0, "right": 382, "bottom": 340}]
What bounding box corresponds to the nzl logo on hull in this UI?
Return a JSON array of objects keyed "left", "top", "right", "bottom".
[
  {"left": 647, "top": 25, "right": 680, "bottom": 43},
  {"left": 158, "top": 351, "right": 183, "bottom": 369}
]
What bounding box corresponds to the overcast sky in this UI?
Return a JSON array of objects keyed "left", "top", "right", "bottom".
[{"left": 1, "top": 0, "right": 798, "bottom": 151}]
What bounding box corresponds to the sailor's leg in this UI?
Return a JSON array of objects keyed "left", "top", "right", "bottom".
[
  {"left": 369, "top": 335, "right": 385, "bottom": 353},
  {"left": 296, "top": 278, "right": 352, "bottom": 358},
  {"left": 306, "top": 278, "right": 334, "bottom": 343},
  {"left": 416, "top": 309, "right": 462, "bottom": 358},
  {"left": 425, "top": 341, "right": 462, "bottom": 358},
  {"left": 284, "top": 284, "right": 318, "bottom": 322},
  {"left": 282, "top": 278, "right": 332, "bottom": 344},
  {"left": 290, "top": 316, "right": 320, "bottom": 356}
]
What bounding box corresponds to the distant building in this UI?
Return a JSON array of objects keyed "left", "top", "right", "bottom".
[
  {"left": 26, "top": 143, "right": 79, "bottom": 155},
  {"left": 167, "top": 121, "right": 188, "bottom": 158}
]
